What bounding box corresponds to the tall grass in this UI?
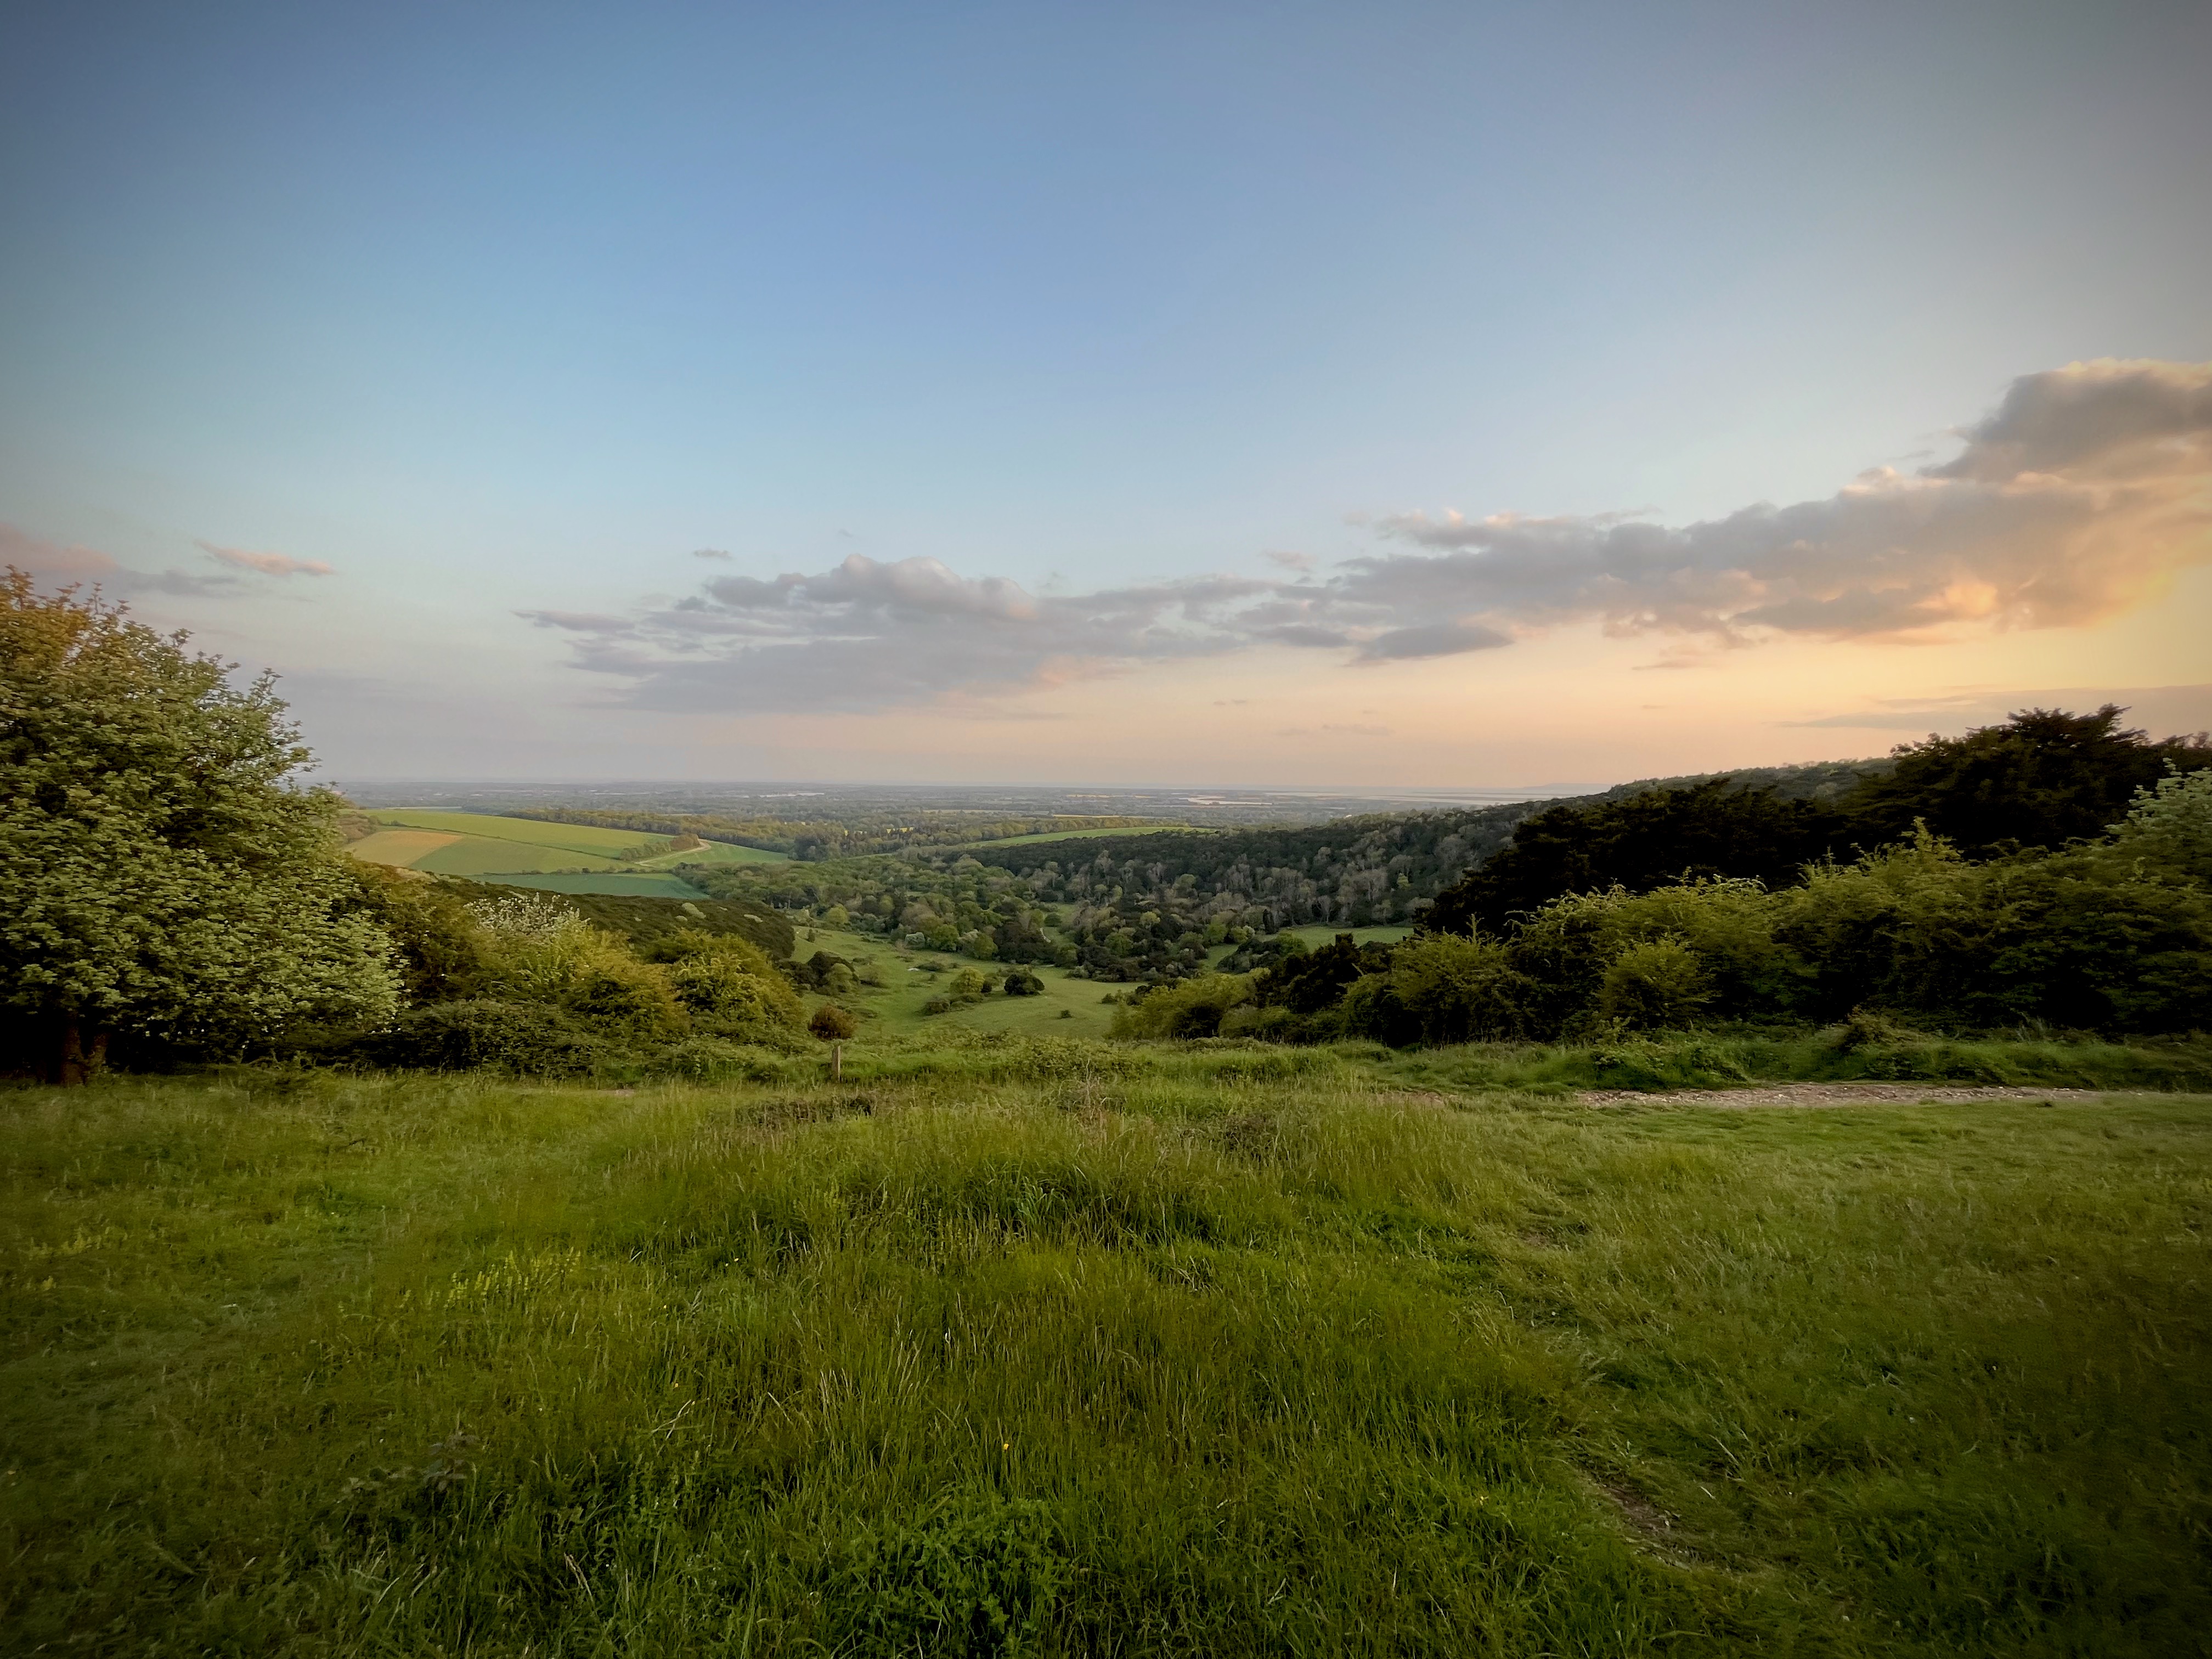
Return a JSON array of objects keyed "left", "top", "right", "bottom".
[{"left": 4, "top": 1045, "right": 2209, "bottom": 1654}]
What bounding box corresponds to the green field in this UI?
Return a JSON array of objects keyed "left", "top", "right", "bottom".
[
  {"left": 629, "top": 840, "right": 789, "bottom": 869},
  {"left": 794, "top": 924, "right": 1120, "bottom": 1037},
  {"left": 347, "top": 811, "right": 789, "bottom": 884},
  {"left": 369, "top": 810, "right": 674, "bottom": 857},
  {"left": 476, "top": 870, "right": 713, "bottom": 900},
  {"left": 1278, "top": 923, "right": 1415, "bottom": 950},
  {"left": 5, "top": 1056, "right": 2207, "bottom": 1655}
]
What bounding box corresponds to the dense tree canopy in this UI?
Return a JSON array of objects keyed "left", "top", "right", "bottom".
[
  {"left": 0, "top": 573, "right": 400, "bottom": 1080},
  {"left": 1421, "top": 708, "right": 2212, "bottom": 939},
  {"left": 1846, "top": 706, "right": 2211, "bottom": 856},
  {"left": 1423, "top": 782, "right": 1853, "bottom": 936}
]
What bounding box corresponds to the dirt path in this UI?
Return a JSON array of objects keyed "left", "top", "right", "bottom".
[{"left": 1578, "top": 1082, "right": 2112, "bottom": 1109}]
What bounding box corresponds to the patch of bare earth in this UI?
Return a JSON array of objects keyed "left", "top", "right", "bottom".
[
  {"left": 1578, "top": 1083, "right": 2106, "bottom": 1109},
  {"left": 1582, "top": 1471, "right": 1709, "bottom": 1566}
]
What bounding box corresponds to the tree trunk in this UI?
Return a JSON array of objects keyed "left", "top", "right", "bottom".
[
  {"left": 831, "top": 1040, "right": 843, "bottom": 1083},
  {"left": 50, "top": 1019, "right": 108, "bottom": 1087}
]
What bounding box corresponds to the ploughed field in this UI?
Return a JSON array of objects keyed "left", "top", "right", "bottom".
[{"left": 4, "top": 1047, "right": 2208, "bottom": 1656}]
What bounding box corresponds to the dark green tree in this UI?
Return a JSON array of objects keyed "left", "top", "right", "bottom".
[
  {"left": 1423, "top": 781, "right": 1849, "bottom": 936},
  {"left": 1843, "top": 706, "right": 2210, "bottom": 856}
]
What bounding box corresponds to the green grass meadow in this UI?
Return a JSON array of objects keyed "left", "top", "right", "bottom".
[
  {"left": 350, "top": 811, "right": 790, "bottom": 887},
  {"left": 796, "top": 926, "right": 1121, "bottom": 1039},
  {"left": 4, "top": 1046, "right": 2209, "bottom": 1656}
]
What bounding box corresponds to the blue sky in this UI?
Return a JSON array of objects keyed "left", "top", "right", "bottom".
[{"left": 3, "top": 1, "right": 2208, "bottom": 783}]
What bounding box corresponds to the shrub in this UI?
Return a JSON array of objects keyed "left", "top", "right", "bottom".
[
  {"left": 1595, "top": 935, "right": 1713, "bottom": 1030},
  {"left": 331, "top": 999, "right": 609, "bottom": 1076},
  {"left": 652, "top": 931, "right": 805, "bottom": 1040},
  {"left": 345, "top": 867, "right": 494, "bottom": 1000},
  {"left": 809, "top": 1004, "right": 858, "bottom": 1041},
  {"left": 2106, "top": 765, "right": 2212, "bottom": 885},
  {"left": 1002, "top": 969, "right": 1045, "bottom": 996},
  {"left": 1109, "top": 973, "right": 1254, "bottom": 1039},
  {"left": 490, "top": 923, "right": 685, "bottom": 1039},
  {"left": 1385, "top": 933, "right": 1533, "bottom": 1044}
]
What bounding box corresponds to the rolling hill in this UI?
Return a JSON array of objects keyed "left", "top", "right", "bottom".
[{"left": 342, "top": 808, "right": 787, "bottom": 896}]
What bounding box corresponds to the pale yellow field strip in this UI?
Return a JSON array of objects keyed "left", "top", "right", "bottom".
[{"left": 347, "top": 829, "right": 462, "bottom": 867}]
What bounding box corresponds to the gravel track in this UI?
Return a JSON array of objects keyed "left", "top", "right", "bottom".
[{"left": 1577, "top": 1083, "right": 2114, "bottom": 1109}]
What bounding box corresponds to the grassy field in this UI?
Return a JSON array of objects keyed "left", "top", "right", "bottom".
[
  {"left": 4, "top": 1048, "right": 2208, "bottom": 1655},
  {"left": 345, "top": 828, "right": 471, "bottom": 869},
  {"left": 369, "top": 810, "right": 675, "bottom": 857},
  {"left": 477, "top": 871, "right": 714, "bottom": 900},
  {"left": 796, "top": 924, "right": 1121, "bottom": 1038},
  {"left": 1278, "top": 923, "right": 1415, "bottom": 950},
  {"left": 346, "top": 810, "right": 789, "bottom": 887},
  {"left": 631, "top": 842, "right": 789, "bottom": 869}
]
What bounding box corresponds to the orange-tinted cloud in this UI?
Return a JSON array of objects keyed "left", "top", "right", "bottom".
[
  {"left": 194, "top": 540, "right": 335, "bottom": 577},
  {"left": 523, "top": 360, "right": 2211, "bottom": 713}
]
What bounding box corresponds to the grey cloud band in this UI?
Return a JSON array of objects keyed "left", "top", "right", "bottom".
[{"left": 517, "top": 359, "right": 2211, "bottom": 714}]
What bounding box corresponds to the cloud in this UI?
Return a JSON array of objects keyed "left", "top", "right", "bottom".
[
  {"left": 1356, "top": 620, "right": 1513, "bottom": 661},
  {"left": 518, "top": 551, "right": 1287, "bottom": 714},
  {"left": 1353, "top": 358, "right": 2211, "bottom": 647},
  {"left": 517, "top": 610, "right": 638, "bottom": 633},
  {"left": 1263, "top": 549, "right": 1316, "bottom": 571},
  {"left": 3, "top": 522, "right": 238, "bottom": 597},
  {"left": 195, "top": 540, "right": 334, "bottom": 577},
  {"left": 692, "top": 548, "right": 733, "bottom": 560},
  {"left": 521, "top": 360, "right": 2212, "bottom": 714},
  {"left": 1783, "top": 682, "right": 2212, "bottom": 732}
]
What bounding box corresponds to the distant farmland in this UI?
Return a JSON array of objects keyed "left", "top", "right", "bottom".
[
  {"left": 344, "top": 808, "right": 784, "bottom": 895},
  {"left": 949, "top": 824, "right": 1199, "bottom": 850}
]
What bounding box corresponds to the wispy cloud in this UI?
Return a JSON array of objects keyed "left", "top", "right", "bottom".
[
  {"left": 195, "top": 540, "right": 335, "bottom": 577},
  {"left": 520, "top": 360, "right": 2212, "bottom": 714},
  {"left": 1784, "top": 683, "right": 2212, "bottom": 732},
  {"left": 3, "top": 523, "right": 237, "bottom": 596}
]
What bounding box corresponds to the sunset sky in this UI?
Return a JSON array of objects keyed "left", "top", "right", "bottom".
[{"left": 3, "top": 1, "right": 2207, "bottom": 787}]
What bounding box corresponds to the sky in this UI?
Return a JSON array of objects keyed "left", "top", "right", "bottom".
[{"left": 3, "top": 0, "right": 2208, "bottom": 788}]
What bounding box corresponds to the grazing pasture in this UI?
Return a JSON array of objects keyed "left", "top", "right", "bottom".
[{"left": 4, "top": 1047, "right": 2207, "bottom": 1656}]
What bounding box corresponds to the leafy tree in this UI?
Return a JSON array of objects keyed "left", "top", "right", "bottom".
[
  {"left": 1423, "top": 781, "right": 1849, "bottom": 936},
  {"left": 1109, "top": 973, "right": 1253, "bottom": 1039},
  {"left": 1254, "top": 933, "right": 1390, "bottom": 1015},
  {"left": 2103, "top": 765, "right": 2212, "bottom": 884},
  {"left": 1, "top": 573, "right": 400, "bottom": 1081},
  {"left": 1844, "top": 706, "right": 2210, "bottom": 856}
]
